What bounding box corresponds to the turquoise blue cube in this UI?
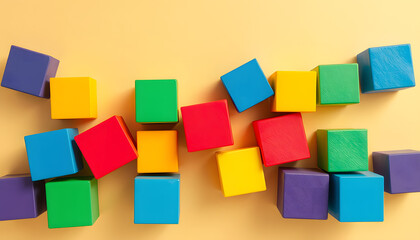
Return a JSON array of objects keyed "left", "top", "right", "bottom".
[
  {"left": 24, "top": 128, "right": 83, "bottom": 181},
  {"left": 134, "top": 174, "right": 180, "bottom": 224},
  {"left": 357, "top": 44, "right": 415, "bottom": 93},
  {"left": 329, "top": 171, "right": 384, "bottom": 222},
  {"left": 221, "top": 59, "right": 274, "bottom": 112}
]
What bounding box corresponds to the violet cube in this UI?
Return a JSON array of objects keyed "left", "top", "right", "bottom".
[
  {"left": 0, "top": 174, "right": 46, "bottom": 221},
  {"left": 373, "top": 150, "right": 420, "bottom": 194},
  {"left": 277, "top": 168, "right": 329, "bottom": 220},
  {"left": 1, "top": 45, "right": 59, "bottom": 98}
]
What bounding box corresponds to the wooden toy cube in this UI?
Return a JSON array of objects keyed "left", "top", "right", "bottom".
[
  {"left": 313, "top": 64, "right": 360, "bottom": 105},
  {"left": 271, "top": 71, "right": 316, "bottom": 112},
  {"left": 137, "top": 130, "right": 178, "bottom": 173},
  {"left": 1, "top": 45, "right": 59, "bottom": 98},
  {"left": 135, "top": 79, "right": 178, "bottom": 123},
  {"left": 221, "top": 59, "right": 274, "bottom": 112},
  {"left": 134, "top": 174, "right": 180, "bottom": 224},
  {"left": 24, "top": 128, "right": 83, "bottom": 181},
  {"left": 75, "top": 116, "right": 138, "bottom": 179},
  {"left": 0, "top": 174, "right": 46, "bottom": 221},
  {"left": 253, "top": 113, "right": 310, "bottom": 166},
  {"left": 357, "top": 44, "right": 415, "bottom": 93},
  {"left": 50, "top": 77, "right": 97, "bottom": 119},
  {"left": 329, "top": 171, "right": 384, "bottom": 222},
  {"left": 216, "top": 147, "right": 266, "bottom": 197},
  {"left": 46, "top": 177, "right": 99, "bottom": 228},
  {"left": 181, "top": 99, "right": 233, "bottom": 152},
  {"left": 373, "top": 150, "right": 420, "bottom": 194},
  {"left": 317, "top": 129, "right": 368, "bottom": 172},
  {"left": 277, "top": 168, "right": 329, "bottom": 220}
]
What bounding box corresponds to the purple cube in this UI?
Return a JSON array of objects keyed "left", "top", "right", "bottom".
[
  {"left": 1, "top": 45, "right": 59, "bottom": 98},
  {"left": 373, "top": 150, "right": 420, "bottom": 194},
  {"left": 277, "top": 168, "right": 329, "bottom": 220},
  {"left": 0, "top": 174, "right": 46, "bottom": 221}
]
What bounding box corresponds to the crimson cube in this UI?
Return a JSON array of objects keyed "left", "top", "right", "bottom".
[
  {"left": 181, "top": 100, "right": 234, "bottom": 152},
  {"left": 253, "top": 113, "right": 310, "bottom": 166},
  {"left": 75, "top": 116, "right": 138, "bottom": 179}
]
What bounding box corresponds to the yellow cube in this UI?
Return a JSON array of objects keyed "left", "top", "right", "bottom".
[
  {"left": 50, "top": 77, "right": 97, "bottom": 119},
  {"left": 271, "top": 71, "right": 316, "bottom": 112},
  {"left": 216, "top": 147, "right": 266, "bottom": 197},
  {"left": 137, "top": 130, "right": 178, "bottom": 173}
]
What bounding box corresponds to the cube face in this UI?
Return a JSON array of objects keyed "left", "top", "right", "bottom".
[
  {"left": 357, "top": 44, "right": 415, "bottom": 93},
  {"left": 181, "top": 100, "right": 233, "bottom": 152},
  {"left": 75, "top": 116, "right": 138, "bottom": 179},
  {"left": 135, "top": 80, "right": 178, "bottom": 123},
  {"left": 373, "top": 150, "right": 420, "bottom": 193},
  {"left": 0, "top": 174, "right": 46, "bottom": 221},
  {"left": 216, "top": 147, "right": 266, "bottom": 197},
  {"left": 50, "top": 77, "right": 97, "bottom": 119},
  {"left": 329, "top": 172, "right": 384, "bottom": 222},
  {"left": 134, "top": 174, "right": 180, "bottom": 224},
  {"left": 137, "top": 130, "right": 178, "bottom": 173},
  {"left": 277, "top": 168, "right": 329, "bottom": 219},
  {"left": 221, "top": 59, "right": 274, "bottom": 112},
  {"left": 271, "top": 71, "right": 316, "bottom": 112},
  {"left": 317, "top": 129, "right": 368, "bottom": 172},
  {"left": 46, "top": 177, "right": 99, "bottom": 228},
  {"left": 1, "top": 45, "right": 59, "bottom": 98},
  {"left": 253, "top": 113, "right": 310, "bottom": 167},
  {"left": 314, "top": 64, "right": 360, "bottom": 105},
  {"left": 24, "top": 128, "right": 83, "bottom": 181}
]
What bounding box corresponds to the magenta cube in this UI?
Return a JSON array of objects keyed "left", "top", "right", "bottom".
[
  {"left": 277, "top": 168, "right": 329, "bottom": 220},
  {"left": 0, "top": 174, "right": 46, "bottom": 221},
  {"left": 373, "top": 150, "right": 420, "bottom": 194}
]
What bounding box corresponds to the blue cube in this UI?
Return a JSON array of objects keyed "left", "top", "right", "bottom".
[
  {"left": 1, "top": 45, "right": 59, "bottom": 98},
  {"left": 221, "top": 59, "right": 274, "bottom": 112},
  {"left": 134, "top": 174, "right": 180, "bottom": 224},
  {"left": 357, "top": 44, "right": 415, "bottom": 93},
  {"left": 24, "top": 128, "right": 83, "bottom": 181},
  {"left": 329, "top": 171, "right": 384, "bottom": 222}
]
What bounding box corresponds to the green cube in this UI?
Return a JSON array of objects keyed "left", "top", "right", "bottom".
[
  {"left": 317, "top": 129, "right": 368, "bottom": 172},
  {"left": 313, "top": 64, "right": 360, "bottom": 105},
  {"left": 135, "top": 79, "right": 178, "bottom": 123},
  {"left": 45, "top": 177, "right": 99, "bottom": 228}
]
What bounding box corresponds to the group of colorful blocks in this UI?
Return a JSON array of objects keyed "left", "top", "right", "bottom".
[{"left": 0, "top": 42, "right": 417, "bottom": 226}]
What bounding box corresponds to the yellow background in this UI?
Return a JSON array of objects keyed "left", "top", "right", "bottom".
[{"left": 0, "top": 0, "right": 420, "bottom": 239}]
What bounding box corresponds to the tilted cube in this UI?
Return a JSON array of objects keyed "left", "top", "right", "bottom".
[
  {"left": 1, "top": 45, "right": 59, "bottom": 98},
  {"left": 135, "top": 79, "right": 178, "bottom": 123},
  {"left": 313, "top": 64, "right": 360, "bottom": 105},
  {"left": 181, "top": 100, "right": 233, "bottom": 152},
  {"left": 50, "top": 77, "right": 97, "bottom": 119},
  {"left": 24, "top": 128, "right": 83, "bottom": 181},
  {"left": 0, "top": 174, "right": 46, "bottom": 221},
  {"left": 317, "top": 129, "right": 368, "bottom": 172},
  {"left": 357, "top": 44, "right": 415, "bottom": 93},
  {"left": 373, "top": 150, "right": 420, "bottom": 193},
  {"left": 329, "top": 171, "right": 384, "bottom": 222},
  {"left": 134, "top": 174, "right": 180, "bottom": 224},
  {"left": 46, "top": 177, "right": 99, "bottom": 228},
  {"left": 253, "top": 113, "right": 310, "bottom": 166},
  {"left": 221, "top": 59, "right": 274, "bottom": 112},
  {"left": 216, "top": 147, "right": 266, "bottom": 197},
  {"left": 75, "top": 116, "right": 138, "bottom": 179}
]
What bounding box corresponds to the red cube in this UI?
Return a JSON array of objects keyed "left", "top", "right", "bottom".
[
  {"left": 253, "top": 113, "right": 310, "bottom": 167},
  {"left": 75, "top": 115, "right": 138, "bottom": 179},
  {"left": 181, "top": 99, "right": 234, "bottom": 152}
]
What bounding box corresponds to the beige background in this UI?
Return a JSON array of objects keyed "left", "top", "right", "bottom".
[{"left": 1, "top": 0, "right": 420, "bottom": 239}]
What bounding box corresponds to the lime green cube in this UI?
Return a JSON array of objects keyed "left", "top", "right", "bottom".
[
  {"left": 46, "top": 177, "right": 99, "bottom": 228},
  {"left": 135, "top": 80, "right": 178, "bottom": 123},
  {"left": 317, "top": 129, "right": 368, "bottom": 172},
  {"left": 313, "top": 64, "right": 360, "bottom": 105}
]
